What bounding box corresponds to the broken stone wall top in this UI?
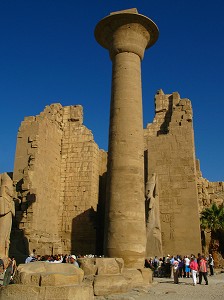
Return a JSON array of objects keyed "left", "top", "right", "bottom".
[
  {"left": 144, "top": 90, "right": 201, "bottom": 256},
  {"left": 12, "top": 103, "right": 104, "bottom": 257}
]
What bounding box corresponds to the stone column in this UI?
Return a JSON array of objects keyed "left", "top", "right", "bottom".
[{"left": 95, "top": 8, "right": 159, "bottom": 268}]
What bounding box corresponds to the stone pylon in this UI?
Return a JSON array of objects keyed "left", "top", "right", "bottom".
[{"left": 95, "top": 8, "right": 159, "bottom": 268}]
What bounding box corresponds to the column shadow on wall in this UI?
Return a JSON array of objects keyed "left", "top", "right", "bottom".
[
  {"left": 71, "top": 207, "right": 97, "bottom": 256},
  {"left": 96, "top": 172, "right": 107, "bottom": 256},
  {"left": 71, "top": 172, "right": 107, "bottom": 256}
]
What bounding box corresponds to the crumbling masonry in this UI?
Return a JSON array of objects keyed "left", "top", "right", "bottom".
[
  {"left": 9, "top": 89, "right": 224, "bottom": 262},
  {"left": 8, "top": 9, "right": 224, "bottom": 264}
]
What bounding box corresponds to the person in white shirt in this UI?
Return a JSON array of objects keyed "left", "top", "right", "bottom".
[
  {"left": 70, "top": 255, "right": 79, "bottom": 267},
  {"left": 184, "top": 255, "right": 190, "bottom": 278}
]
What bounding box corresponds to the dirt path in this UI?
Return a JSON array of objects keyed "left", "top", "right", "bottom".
[{"left": 95, "top": 272, "right": 224, "bottom": 299}]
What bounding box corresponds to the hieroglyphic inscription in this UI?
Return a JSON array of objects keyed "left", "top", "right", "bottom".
[
  {"left": 161, "top": 212, "right": 175, "bottom": 240},
  {"left": 161, "top": 213, "right": 171, "bottom": 223}
]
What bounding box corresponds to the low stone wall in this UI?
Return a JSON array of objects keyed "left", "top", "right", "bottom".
[
  {"left": 0, "top": 284, "right": 93, "bottom": 300},
  {"left": 0, "top": 258, "right": 153, "bottom": 299}
]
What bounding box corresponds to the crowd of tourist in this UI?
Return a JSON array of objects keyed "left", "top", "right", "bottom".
[
  {"left": 24, "top": 249, "right": 92, "bottom": 267},
  {"left": 145, "top": 253, "right": 214, "bottom": 285},
  {"left": 0, "top": 249, "right": 85, "bottom": 286},
  {"left": 1, "top": 249, "right": 215, "bottom": 287}
]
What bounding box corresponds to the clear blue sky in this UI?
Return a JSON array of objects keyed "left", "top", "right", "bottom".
[{"left": 0, "top": 0, "right": 223, "bottom": 182}]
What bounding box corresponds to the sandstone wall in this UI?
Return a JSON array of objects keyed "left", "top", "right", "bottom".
[
  {"left": 58, "top": 105, "right": 104, "bottom": 255},
  {"left": 12, "top": 92, "right": 223, "bottom": 260},
  {"left": 12, "top": 104, "right": 106, "bottom": 257},
  {"left": 144, "top": 90, "right": 201, "bottom": 256},
  {"left": 196, "top": 160, "right": 224, "bottom": 212},
  {"left": 13, "top": 104, "right": 63, "bottom": 255},
  {"left": 196, "top": 160, "right": 224, "bottom": 263}
]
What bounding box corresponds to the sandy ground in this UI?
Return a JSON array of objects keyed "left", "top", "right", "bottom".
[{"left": 95, "top": 272, "right": 224, "bottom": 300}]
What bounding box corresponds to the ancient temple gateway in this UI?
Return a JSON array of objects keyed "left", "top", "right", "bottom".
[{"left": 3, "top": 9, "right": 223, "bottom": 266}]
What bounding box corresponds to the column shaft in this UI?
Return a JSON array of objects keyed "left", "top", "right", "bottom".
[
  {"left": 95, "top": 8, "right": 159, "bottom": 268},
  {"left": 106, "top": 52, "right": 146, "bottom": 268}
]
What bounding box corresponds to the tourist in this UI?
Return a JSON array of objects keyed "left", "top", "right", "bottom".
[
  {"left": 157, "top": 258, "right": 164, "bottom": 277},
  {"left": 170, "top": 255, "right": 174, "bottom": 278},
  {"left": 197, "top": 253, "right": 201, "bottom": 265},
  {"left": 189, "top": 256, "right": 198, "bottom": 286},
  {"left": 25, "top": 253, "right": 36, "bottom": 263},
  {"left": 177, "top": 255, "right": 184, "bottom": 278},
  {"left": 62, "top": 254, "right": 68, "bottom": 263},
  {"left": 172, "top": 257, "right": 179, "bottom": 284},
  {"left": 198, "top": 255, "right": 208, "bottom": 285},
  {"left": 2, "top": 257, "right": 13, "bottom": 286},
  {"left": 11, "top": 256, "right": 17, "bottom": 281},
  {"left": 145, "top": 257, "right": 153, "bottom": 269},
  {"left": 184, "top": 255, "right": 190, "bottom": 278},
  {"left": 50, "top": 255, "right": 63, "bottom": 263},
  {"left": 208, "top": 254, "right": 214, "bottom": 275},
  {"left": 30, "top": 249, "right": 36, "bottom": 257},
  {"left": 165, "top": 254, "right": 171, "bottom": 277},
  {"left": 70, "top": 255, "right": 79, "bottom": 267},
  {"left": 152, "top": 256, "right": 159, "bottom": 277},
  {"left": 0, "top": 258, "right": 4, "bottom": 286}
]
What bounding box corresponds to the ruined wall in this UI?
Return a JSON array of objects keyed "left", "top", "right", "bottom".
[
  {"left": 58, "top": 105, "right": 104, "bottom": 255},
  {"left": 196, "top": 160, "right": 224, "bottom": 212},
  {"left": 196, "top": 160, "right": 224, "bottom": 263},
  {"left": 12, "top": 104, "right": 106, "bottom": 257},
  {"left": 144, "top": 90, "right": 201, "bottom": 256},
  {"left": 13, "top": 104, "right": 63, "bottom": 255},
  {"left": 13, "top": 91, "right": 223, "bottom": 259},
  {"left": 0, "top": 172, "right": 15, "bottom": 258}
]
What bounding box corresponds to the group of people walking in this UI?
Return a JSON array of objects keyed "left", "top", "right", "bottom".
[{"left": 146, "top": 253, "right": 214, "bottom": 286}]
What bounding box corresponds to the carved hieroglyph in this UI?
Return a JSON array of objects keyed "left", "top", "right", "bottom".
[
  {"left": 0, "top": 173, "right": 15, "bottom": 258},
  {"left": 95, "top": 8, "right": 159, "bottom": 268}
]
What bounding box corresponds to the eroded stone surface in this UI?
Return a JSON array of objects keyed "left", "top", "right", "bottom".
[
  {"left": 144, "top": 90, "right": 201, "bottom": 256},
  {"left": 0, "top": 173, "right": 15, "bottom": 258},
  {"left": 14, "top": 262, "right": 84, "bottom": 286},
  {"left": 0, "top": 284, "right": 94, "bottom": 300}
]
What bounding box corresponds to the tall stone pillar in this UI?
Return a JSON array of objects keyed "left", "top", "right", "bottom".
[{"left": 95, "top": 8, "right": 159, "bottom": 268}]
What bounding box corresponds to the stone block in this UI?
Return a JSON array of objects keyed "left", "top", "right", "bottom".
[
  {"left": 93, "top": 274, "right": 129, "bottom": 296},
  {"left": 122, "top": 268, "right": 144, "bottom": 287},
  {"left": 139, "top": 268, "right": 153, "bottom": 284},
  {"left": 40, "top": 273, "right": 81, "bottom": 286},
  {"left": 0, "top": 284, "right": 40, "bottom": 300},
  {"left": 95, "top": 258, "right": 124, "bottom": 275},
  {"left": 19, "top": 272, "right": 40, "bottom": 286},
  {"left": 78, "top": 258, "right": 97, "bottom": 276},
  {"left": 0, "top": 284, "right": 94, "bottom": 300},
  {"left": 43, "top": 284, "right": 94, "bottom": 299},
  {"left": 15, "top": 262, "right": 84, "bottom": 286}
]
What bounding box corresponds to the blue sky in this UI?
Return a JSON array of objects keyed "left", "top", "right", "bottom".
[{"left": 0, "top": 0, "right": 223, "bottom": 182}]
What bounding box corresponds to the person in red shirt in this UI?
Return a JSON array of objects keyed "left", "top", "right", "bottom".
[
  {"left": 198, "top": 255, "right": 208, "bottom": 285},
  {"left": 189, "top": 256, "right": 198, "bottom": 286}
]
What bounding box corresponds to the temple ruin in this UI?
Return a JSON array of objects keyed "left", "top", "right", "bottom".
[
  {"left": 9, "top": 84, "right": 221, "bottom": 263},
  {"left": 1, "top": 9, "right": 223, "bottom": 266}
]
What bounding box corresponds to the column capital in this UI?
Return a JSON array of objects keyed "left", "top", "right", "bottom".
[{"left": 95, "top": 9, "right": 159, "bottom": 60}]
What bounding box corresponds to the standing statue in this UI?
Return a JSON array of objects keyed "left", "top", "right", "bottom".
[
  {"left": 0, "top": 173, "right": 15, "bottom": 258},
  {"left": 145, "top": 173, "right": 163, "bottom": 257}
]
